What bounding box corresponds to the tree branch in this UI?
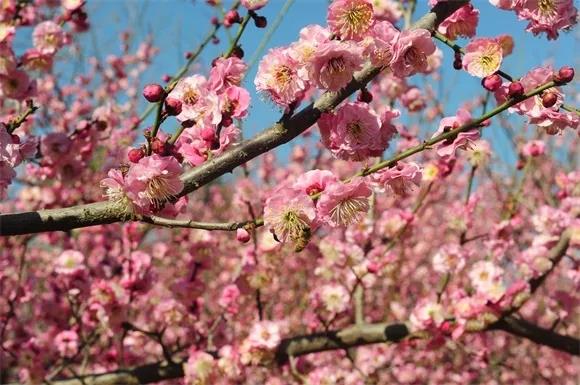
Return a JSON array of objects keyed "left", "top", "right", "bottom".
[{"left": 0, "top": 1, "right": 468, "bottom": 237}]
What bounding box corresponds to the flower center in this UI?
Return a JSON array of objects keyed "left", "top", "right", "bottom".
[
  {"left": 274, "top": 65, "right": 293, "bottom": 88},
  {"left": 329, "top": 196, "right": 369, "bottom": 226},
  {"left": 538, "top": 0, "right": 556, "bottom": 16},
  {"left": 340, "top": 3, "right": 373, "bottom": 36},
  {"left": 347, "top": 120, "right": 363, "bottom": 139},
  {"left": 404, "top": 47, "right": 425, "bottom": 67},
  {"left": 183, "top": 87, "right": 200, "bottom": 105},
  {"left": 327, "top": 57, "right": 346, "bottom": 74}
]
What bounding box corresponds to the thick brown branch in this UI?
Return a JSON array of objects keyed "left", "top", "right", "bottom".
[
  {"left": 0, "top": 1, "right": 468, "bottom": 236},
  {"left": 491, "top": 316, "right": 579, "bottom": 356}
]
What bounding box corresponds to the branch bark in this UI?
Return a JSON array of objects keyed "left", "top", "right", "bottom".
[{"left": 0, "top": 0, "right": 468, "bottom": 236}]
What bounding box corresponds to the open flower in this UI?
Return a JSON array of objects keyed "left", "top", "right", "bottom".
[
  {"left": 255, "top": 47, "right": 308, "bottom": 108},
  {"left": 372, "top": 162, "right": 422, "bottom": 195},
  {"left": 318, "top": 102, "right": 398, "bottom": 161},
  {"left": 125, "top": 155, "right": 184, "bottom": 213},
  {"left": 462, "top": 38, "right": 503, "bottom": 78},
  {"left": 32, "top": 21, "right": 66, "bottom": 54},
  {"left": 433, "top": 108, "right": 480, "bottom": 158},
  {"left": 167, "top": 74, "right": 209, "bottom": 123},
  {"left": 307, "top": 41, "right": 363, "bottom": 91},
  {"left": 363, "top": 20, "right": 400, "bottom": 67},
  {"left": 208, "top": 56, "right": 247, "bottom": 93},
  {"left": 263, "top": 186, "right": 316, "bottom": 251},
  {"left": 437, "top": 4, "right": 479, "bottom": 40},
  {"left": 327, "top": 0, "right": 375, "bottom": 41},
  {"left": 317, "top": 178, "right": 372, "bottom": 227},
  {"left": 391, "top": 29, "right": 436, "bottom": 77}
]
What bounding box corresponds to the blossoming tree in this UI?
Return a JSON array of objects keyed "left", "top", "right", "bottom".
[{"left": 0, "top": 0, "right": 579, "bottom": 384}]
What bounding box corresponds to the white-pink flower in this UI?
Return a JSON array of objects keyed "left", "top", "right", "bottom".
[
  {"left": 462, "top": 38, "right": 503, "bottom": 78},
  {"left": 32, "top": 21, "right": 66, "bottom": 55}
]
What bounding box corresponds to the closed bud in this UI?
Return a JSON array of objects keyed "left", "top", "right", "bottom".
[
  {"left": 142, "top": 83, "right": 165, "bottom": 103},
  {"left": 481, "top": 74, "right": 502, "bottom": 92},
  {"left": 231, "top": 46, "right": 244, "bottom": 59},
  {"left": 150, "top": 138, "right": 168, "bottom": 155},
  {"left": 165, "top": 97, "right": 182, "bottom": 116},
  {"left": 254, "top": 15, "right": 267, "bottom": 28},
  {"left": 541, "top": 92, "right": 558, "bottom": 108},
  {"left": 357, "top": 88, "right": 373, "bottom": 103},
  {"left": 223, "top": 10, "right": 241, "bottom": 27},
  {"left": 453, "top": 58, "right": 462, "bottom": 70},
  {"left": 128, "top": 147, "right": 145, "bottom": 163},
  {"left": 554, "top": 66, "right": 574, "bottom": 84},
  {"left": 507, "top": 81, "right": 524, "bottom": 98},
  {"left": 236, "top": 228, "right": 251, "bottom": 243}
]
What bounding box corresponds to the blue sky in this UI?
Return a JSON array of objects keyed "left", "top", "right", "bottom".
[{"left": 74, "top": 1, "right": 579, "bottom": 165}]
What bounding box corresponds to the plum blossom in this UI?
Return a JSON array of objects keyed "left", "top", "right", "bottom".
[
  {"left": 241, "top": 0, "right": 269, "bottom": 10},
  {"left": 371, "top": 0, "right": 403, "bottom": 23},
  {"left": 263, "top": 186, "right": 316, "bottom": 250},
  {"left": 433, "top": 108, "right": 480, "bottom": 158},
  {"left": 100, "top": 169, "right": 133, "bottom": 209},
  {"left": 54, "top": 330, "right": 78, "bottom": 358},
  {"left": 327, "top": 0, "right": 375, "bottom": 41},
  {"left": 318, "top": 102, "right": 398, "bottom": 161},
  {"left": 241, "top": 321, "right": 282, "bottom": 365},
  {"left": 167, "top": 74, "right": 209, "bottom": 123},
  {"left": 410, "top": 299, "right": 446, "bottom": 332},
  {"left": 432, "top": 244, "right": 466, "bottom": 274},
  {"left": 317, "top": 178, "right": 372, "bottom": 227},
  {"left": 462, "top": 38, "right": 503, "bottom": 78},
  {"left": 208, "top": 57, "right": 247, "bottom": 93},
  {"left": 319, "top": 283, "right": 350, "bottom": 314},
  {"left": 516, "top": 0, "right": 577, "bottom": 40},
  {"left": 55, "top": 250, "right": 86, "bottom": 275},
  {"left": 255, "top": 47, "right": 308, "bottom": 108},
  {"left": 32, "top": 21, "right": 66, "bottom": 54},
  {"left": 437, "top": 4, "right": 479, "bottom": 40},
  {"left": 372, "top": 162, "right": 422, "bottom": 195},
  {"left": 0, "top": 123, "right": 37, "bottom": 198},
  {"left": 292, "top": 169, "right": 338, "bottom": 196},
  {"left": 391, "top": 29, "right": 436, "bottom": 77},
  {"left": 400, "top": 86, "right": 426, "bottom": 112},
  {"left": 218, "top": 284, "right": 241, "bottom": 315},
  {"left": 363, "top": 20, "right": 400, "bottom": 67},
  {"left": 307, "top": 41, "right": 364, "bottom": 91},
  {"left": 184, "top": 351, "right": 216, "bottom": 385},
  {"left": 521, "top": 140, "right": 546, "bottom": 157},
  {"left": 125, "top": 155, "right": 184, "bottom": 213},
  {"left": 120, "top": 251, "right": 152, "bottom": 293},
  {"left": 468, "top": 261, "right": 506, "bottom": 302}
]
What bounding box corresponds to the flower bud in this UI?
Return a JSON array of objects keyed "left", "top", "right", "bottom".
[
  {"left": 357, "top": 88, "right": 373, "bottom": 103},
  {"left": 200, "top": 127, "right": 216, "bottom": 141},
  {"left": 507, "top": 81, "right": 524, "bottom": 98},
  {"left": 236, "top": 228, "right": 251, "bottom": 243},
  {"left": 554, "top": 66, "right": 574, "bottom": 84},
  {"left": 541, "top": 92, "right": 558, "bottom": 108},
  {"left": 210, "top": 16, "right": 220, "bottom": 26},
  {"left": 231, "top": 46, "right": 244, "bottom": 59},
  {"left": 128, "top": 147, "right": 145, "bottom": 163},
  {"left": 151, "top": 138, "right": 168, "bottom": 155},
  {"left": 165, "top": 98, "right": 182, "bottom": 116},
  {"left": 223, "top": 10, "right": 241, "bottom": 27},
  {"left": 453, "top": 58, "right": 462, "bottom": 70},
  {"left": 162, "top": 74, "right": 171, "bottom": 83},
  {"left": 184, "top": 51, "right": 193, "bottom": 60},
  {"left": 142, "top": 83, "right": 165, "bottom": 103},
  {"left": 254, "top": 15, "right": 267, "bottom": 28},
  {"left": 481, "top": 74, "right": 502, "bottom": 92}
]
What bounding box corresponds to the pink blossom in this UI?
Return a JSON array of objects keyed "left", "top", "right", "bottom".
[
  {"left": 521, "top": 140, "right": 546, "bottom": 157},
  {"left": 437, "top": 4, "right": 479, "bottom": 40},
  {"left": 409, "top": 299, "right": 446, "bottom": 332},
  {"left": 317, "top": 178, "right": 372, "bottom": 227},
  {"left": 55, "top": 250, "right": 85, "bottom": 275},
  {"left": 100, "top": 168, "right": 133, "bottom": 208},
  {"left": 255, "top": 47, "right": 308, "bottom": 108},
  {"left": 468, "top": 261, "right": 506, "bottom": 302},
  {"left": 327, "top": 0, "right": 375, "bottom": 41},
  {"left": 529, "top": 108, "right": 579, "bottom": 135},
  {"left": 184, "top": 350, "right": 216, "bottom": 385},
  {"left": 208, "top": 56, "right": 247, "bottom": 93},
  {"left": 0, "top": 45, "right": 16, "bottom": 75},
  {"left": 241, "top": 0, "right": 269, "bottom": 11},
  {"left": 307, "top": 40, "right": 363, "bottom": 91},
  {"left": 40, "top": 132, "right": 72, "bottom": 165},
  {"left": 318, "top": 102, "right": 398, "bottom": 161},
  {"left": 371, "top": 0, "right": 403, "bottom": 23},
  {"left": 363, "top": 20, "right": 400, "bottom": 67},
  {"left": 125, "top": 154, "right": 184, "bottom": 213},
  {"left": 263, "top": 186, "right": 316, "bottom": 249},
  {"left": 372, "top": 162, "right": 422, "bottom": 195},
  {"left": 433, "top": 108, "right": 480, "bottom": 158},
  {"left": 318, "top": 283, "right": 350, "bottom": 314},
  {"left": 462, "top": 38, "right": 503, "bottom": 78},
  {"left": 293, "top": 169, "right": 338, "bottom": 196},
  {"left": 166, "top": 74, "right": 209, "bottom": 123},
  {"left": 496, "top": 34, "right": 514, "bottom": 56},
  {"left": 391, "top": 29, "right": 436, "bottom": 77},
  {"left": 21, "top": 48, "right": 54, "bottom": 72},
  {"left": 247, "top": 321, "right": 281, "bottom": 350},
  {"left": 62, "top": 0, "right": 84, "bottom": 11},
  {"left": 121, "top": 251, "right": 152, "bottom": 293},
  {"left": 176, "top": 123, "right": 240, "bottom": 166},
  {"left": 432, "top": 244, "right": 466, "bottom": 274},
  {"left": 32, "top": 21, "right": 66, "bottom": 54},
  {"left": 289, "top": 25, "right": 331, "bottom": 69},
  {"left": 54, "top": 330, "right": 78, "bottom": 358},
  {"left": 221, "top": 86, "right": 250, "bottom": 119},
  {"left": 218, "top": 284, "right": 241, "bottom": 315},
  {"left": 516, "top": 0, "right": 577, "bottom": 40},
  {"left": 400, "top": 86, "right": 426, "bottom": 112},
  {"left": 0, "top": 69, "right": 34, "bottom": 100}
]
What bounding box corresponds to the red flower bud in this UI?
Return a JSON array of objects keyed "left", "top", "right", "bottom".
[
  {"left": 165, "top": 98, "right": 182, "bottom": 116},
  {"left": 507, "top": 81, "right": 524, "bottom": 98},
  {"left": 554, "top": 66, "right": 574, "bottom": 84},
  {"left": 128, "top": 147, "right": 145, "bottom": 163},
  {"left": 236, "top": 228, "right": 251, "bottom": 243},
  {"left": 481, "top": 74, "right": 502, "bottom": 92},
  {"left": 184, "top": 51, "right": 193, "bottom": 60},
  {"left": 142, "top": 83, "right": 165, "bottom": 103},
  {"left": 231, "top": 46, "right": 244, "bottom": 59},
  {"left": 223, "top": 10, "right": 241, "bottom": 27},
  {"left": 357, "top": 88, "right": 373, "bottom": 103},
  {"left": 541, "top": 92, "right": 558, "bottom": 108},
  {"left": 453, "top": 58, "right": 462, "bottom": 70},
  {"left": 150, "top": 138, "right": 168, "bottom": 155},
  {"left": 254, "top": 15, "right": 267, "bottom": 28},
  {"left": 210, "top": 16, "right": 220, "bottom": 26},
  {"left": 162, "top": 74, "right": 171, "bottom": 83}
]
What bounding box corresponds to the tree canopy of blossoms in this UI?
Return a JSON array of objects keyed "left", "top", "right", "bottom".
[{"left": 0, "top": 0, "right": 579, "bottom": 384}]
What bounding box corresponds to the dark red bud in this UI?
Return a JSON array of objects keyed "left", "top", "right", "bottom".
[
  {"left": 128, "top": 147, "right": 145, "bottom": 163},
  {"left": 481, "top": 74, "right": 502, "bottom": 92},
  {"left": 507, "top": 81, "right": 524, "bottom": 98},
  {"left": 254, "top": 16, "right": 267, "bottom": 28},
  {"left": 231, "top": 46, "right": 244, "bottom": 59},
  {"left": 541, "top": 92, "right": 558, "bottom": 108},
  {"left": 150, "top": 138, "right": 168, "bottom": 155},
  {"left": 453, "top": 58, "right": 462, "bottom": 70},
  {"left": 554, "top": 66, "right": 574, "bottom": 84},
  {"left": 223, "top": 10, "right": 241, "bottom": 27},
  {"left": 210, "top": 16, "right": 220, "bottom": 26},
  {"left": 165, "top": 97, "right": 182, "bottom": 116},
  {"left": 184, "top": 51, "right": 193, "bottom": 60},
  {"left": 212, "top": 37, "right": 220, "bottom": 45},
  {"left": 162, "top": 74, "right": 171, "bottom": 83},
  {"left": 357, "top": 88, "right": 373, "bottom": 103},
  {"left": 142, "top": 83, "right": 165, "bottom": 103}
]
